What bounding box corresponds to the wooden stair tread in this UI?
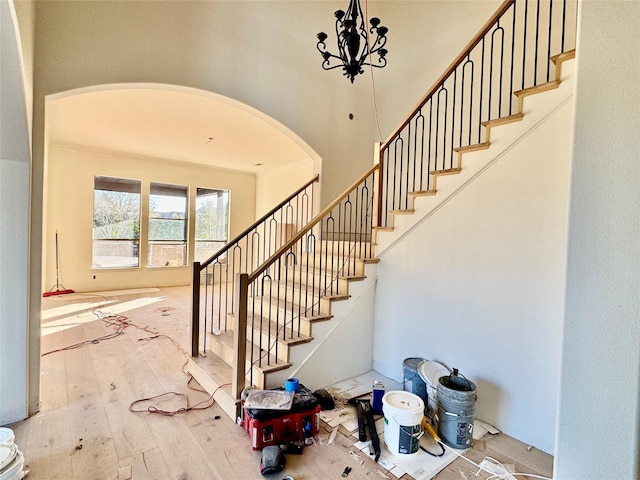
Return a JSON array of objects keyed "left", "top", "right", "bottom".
[
  {"left": 298, "top": 252, "right": 372, "bottom": 263},
  {"left": 514, "top": 80, "right": 560, "bottom": 98},
  {"left": 211, "top": 329, "right": 293, "bottom": 372},
  {"left": 283, "top": 262, "right": 365, "bottom": 280},
  {"left": 551, "top": 49, "right": 575, "bottom": 64},
  {"left": 275, "top": 278, "right": 350, "bottom": 301},
  {"left": 247, "top": 294, "right": 332, "bottom": 323},
  {"left": 228, "top": 312, "right": 313, "bottom": 346},
  {"left": 432, "top": 167, "right": 462, "bottom": 175},
  {"left": 482, "top": 113, "right": 524, "bottom": 128},
  {"left": 409, "top": 189, "right": 437, "bottom": 197},
  {"left": 389, "top": 209, "right": 415, "bottom": 215},
  {"left": 454, "top": 142, "right": 490, "bottom": 153}
]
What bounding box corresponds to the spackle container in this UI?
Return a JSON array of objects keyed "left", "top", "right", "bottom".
[{"left": 372, "top": 380, "right": 385, "bottom": 414}]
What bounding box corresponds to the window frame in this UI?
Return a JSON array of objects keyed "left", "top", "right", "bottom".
[
  {"left": 147, "top": 182, "right": 189, "bottom": 268},
  {"left": 92, "top": 176, "right": 142, "bottom": 269}
]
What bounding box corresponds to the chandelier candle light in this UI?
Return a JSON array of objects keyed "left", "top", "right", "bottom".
[{"left": 316, "top": 0, "right": 388, "bottom": 83}]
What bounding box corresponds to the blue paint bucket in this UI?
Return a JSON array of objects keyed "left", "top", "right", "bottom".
[{"left": 402, "top": 357, "right": 427, "bottom": 406}]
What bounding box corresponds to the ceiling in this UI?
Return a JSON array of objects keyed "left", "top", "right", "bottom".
[{"left": 46, "top": 87, "right": 312, "bottom": 173}]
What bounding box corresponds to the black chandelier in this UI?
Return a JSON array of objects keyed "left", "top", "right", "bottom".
[{"left": 316, "top": 0, "right": 388, "bottom": 83}]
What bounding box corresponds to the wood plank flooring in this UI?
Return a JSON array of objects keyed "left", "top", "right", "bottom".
[{"left": 8, "top": 286, "right": 553, "bottom": 480}]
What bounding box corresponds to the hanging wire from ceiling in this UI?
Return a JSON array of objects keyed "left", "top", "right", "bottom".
[{"left": 364, "top": 0, "right": 385, "bottom": 143}]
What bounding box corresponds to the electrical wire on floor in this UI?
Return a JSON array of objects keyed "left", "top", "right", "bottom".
[
  {"left": 41, "top": 293, "right": 227, "bottom": 417},
  {"left": 129, "top": 382, "right": 231, "bottom": 417},
  {"left": 420, "top": 420, "right": 552, "bottom": 480}
]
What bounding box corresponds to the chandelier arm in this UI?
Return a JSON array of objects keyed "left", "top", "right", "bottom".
[
  {"left": 368, "top": 33, "right": 387, "bottom": 53},
  {"left": 322, "top": 62, "right": 351, "bottom": 71},
  {"left": 361, "top": 57, "right": 387, "bottom": 68}
]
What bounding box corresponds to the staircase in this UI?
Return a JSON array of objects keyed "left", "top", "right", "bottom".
[{"left": 186, "top": 0, "right": 578, "bottom": 421}]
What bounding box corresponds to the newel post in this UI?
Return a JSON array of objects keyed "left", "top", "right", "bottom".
[
  {"left": 191, "top": 261, "right": 201, "bottom": 357},
  {"left": 232, "top": 273, "right": 249, "bottom": 399}
]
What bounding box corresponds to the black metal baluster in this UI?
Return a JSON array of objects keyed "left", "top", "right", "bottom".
[
  {"left": 401, "top": 124, "right": 409, "bottom": 209},
  {"left": 416, "top": 111, "right": 425, "bottom": 191},
  {"left": 509, "top": 2, "right": 516, "bottom": 115},
  {"left": 561, "top": 0, "right": 567, "bottom": 52},
  {"left": 460, "top": 56, "right": 474, "bottom": 148},
  {"left": 215, "top": 260, "right": 222, "bottom": 333},
  {"left": 261, "top": 275, "right": 272, "bottom": 363},
  {"left": 427, "top": 100, "right": 434, "bottom": 190},
  {"left": 479, "top": 37, "right": 486, "bottom": 142},
  {"left": 534, "top": 0, "right": 541, "bottom": 85},
  {"left": 442, "top": 86, "right": 449, "bottom": 170},
  {"left": 325, "top": 215, "right": 334, "bottom": 294},
  {"left": 522, "top": 0, "right": 529, "bottom": 89},
  {"left": 547, "top": 0, "right": 553, "bottom": 82},
  {"left": 498, "top": 23, "right": 505, "bottom": 117},
  {"left": 383, "top": 148, "right": 390, "bottom": 226},
  {"left": 284, "top": 251, "right": 295, "bottom": 340},
  {"left": 450, "top": 68, "right": 457, "bottom": 168}
]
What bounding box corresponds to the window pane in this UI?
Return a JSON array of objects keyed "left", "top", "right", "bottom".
[
  {"left": 148, "top": 183, "right": 188, "bottom": 267},
  {"left": 92, "top": 240, "right": 140, "bottom": 268},
  {"left": 93, "top": 177, "right": 141, "bottom": 268},
  {"left": 195, "top": 188, "right": 229, "bottom": 262}
]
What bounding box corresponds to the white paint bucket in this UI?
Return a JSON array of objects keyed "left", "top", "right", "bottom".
[
  {"left": 0, "top": 449, "right": 24, "bottom": 480},
  {"left": 382, "top": 390, "right": 424, "bottom": 456},
  {"left": 0, "top": 430, "right": 13, "bottom": 445},
  {"left": 417, "top": 360, "right": 451, "bottom": 419}
]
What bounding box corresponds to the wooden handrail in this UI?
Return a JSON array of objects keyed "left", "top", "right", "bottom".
[
  {"left": 248, "top": 164, "right": 379, "bottom": 284},
  {"left": 380, "top": 0, "right": 515, "bottom": 150},
  {"left": 198, "top": 174, "right": 319, "bottom": 270}
]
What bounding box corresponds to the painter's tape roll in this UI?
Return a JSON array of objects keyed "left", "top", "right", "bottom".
[{"left": 285, "top": 377, "right": 299, "bottom": 392}]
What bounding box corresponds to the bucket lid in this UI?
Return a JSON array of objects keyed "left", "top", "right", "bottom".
[
  {"left": 417, "top": 360, "right": 450, "bottom": 387},
  {"left": 403, "top": 357, "right": 426, "bottom": 371},
  {"left": 382, "top": 390, "right": 424, "bottom": 413},
  {"left": 0, "top": 443, "right": 17, "bottom": 471}
]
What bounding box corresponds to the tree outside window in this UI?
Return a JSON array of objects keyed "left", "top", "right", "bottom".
[
  {"left": 148, "top": 183, "right": 188, "bottom": 267},
  {"left": 195, "top": 188, "right": 229, "bottom": 262},
  {"left": 93, "top": 176, "right": 141, "bottom": 268}
]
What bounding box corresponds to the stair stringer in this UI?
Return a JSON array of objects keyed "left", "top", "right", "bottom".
[
  {"left": 262, "top": 261, "right": 378, "bottom": 391},
  {"left": 375, "top": 57, "right": 575, "bottom": 255}
]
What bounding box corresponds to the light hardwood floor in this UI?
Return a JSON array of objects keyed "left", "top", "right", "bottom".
[{"left": 8, "top": 286, "right": 553, "bottom": 480}]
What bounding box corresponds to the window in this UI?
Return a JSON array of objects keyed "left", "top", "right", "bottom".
[
  {"left": 93, "top": 176, "right": 141, "bottom": 268},
  {"left": 195, "top": 188, "right": 229, "bottom": 262},
  {"left": 148, "top": 183, "right": 188, "bottom": 267}
]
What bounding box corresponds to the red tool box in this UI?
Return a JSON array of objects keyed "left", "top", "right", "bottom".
[
  {"left": 242, "top": 404, "right": 321, "bottom": 450},
  {"left": 242, "top": 384, "right": 320, "bottom": 450}
]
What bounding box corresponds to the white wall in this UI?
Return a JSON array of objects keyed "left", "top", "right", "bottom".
[
  {"left": 372, "top": 96, "right": 573, "bottom": 454},
  {"left": 255, "top": 161, "right": 315, "bottom": 219},
  {"left": 46, "top": 144, "right": 256, "bottom": 292},
  {"left": 0, "top": 0, "right": 31, "bottom": 424},
  {"left": 555, "top": 2, "right": 640, "bottom": 478}
]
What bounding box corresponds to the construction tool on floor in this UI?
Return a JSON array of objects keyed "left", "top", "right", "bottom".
[
  {"left": 259, "top": 445, "right": 286, "bottom": 475},
  {"left": 43, "top": 229, "right": 74, "bottom": 297},
  {"left": 348, "top": 398, "right": 381, "bottom": 462},
  {"left": 361, "top": 399, "right": 381, "bottom": 462},
  {"left": 348, "top": 397, "right": 368, "bottom": 442}
]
